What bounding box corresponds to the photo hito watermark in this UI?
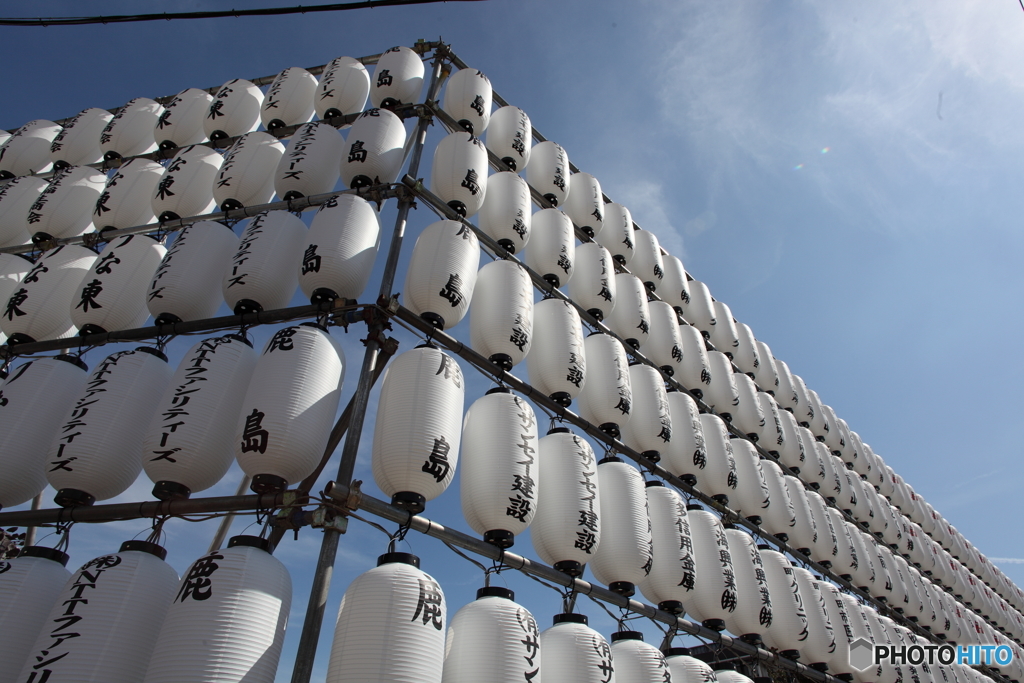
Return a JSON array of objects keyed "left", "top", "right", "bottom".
[{"left": 849, "top": 640, "right": 1015, "bottom": 671}]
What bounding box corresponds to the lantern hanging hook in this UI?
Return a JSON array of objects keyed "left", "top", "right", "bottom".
[
  {"left": 145, "top": 514, "right": 171, "bottom": 545},
  {"left": 387, "top": 518, "right": 412, "bottom": 553},
  {"left": 53, "top": 519, "right": 75, "bottom": 554}
]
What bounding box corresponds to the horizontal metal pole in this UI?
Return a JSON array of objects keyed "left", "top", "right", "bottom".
[{"left": 324, "top": 480, "right": 843, "bottom": 683}]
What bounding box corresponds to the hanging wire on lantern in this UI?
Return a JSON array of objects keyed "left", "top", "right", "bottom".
[{"left": 143, "top": 514, "right": 171, "bottom": 545}]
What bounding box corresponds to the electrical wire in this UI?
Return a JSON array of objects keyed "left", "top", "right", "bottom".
[{"left": 0, "top": 0, "right": 485, "bottom": 27}]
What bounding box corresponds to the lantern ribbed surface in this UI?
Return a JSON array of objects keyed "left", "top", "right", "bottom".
[
  {"left": 273, "top": 121, "right": 343, "bottom": 200},
  {"left": 563, "top": 171, "right": 603, "bottom": 237},
  {"left": 755, "top": 393, "right": 784, "bottom": 453},
  {"left": 470, "top": 259, "right": 533, "bottom": 369},
  {"left": 49, "top": 108, "right": 110, "bottom": 168},
  {"left": 339, "top": 107, "right": 407, "bottom": 190},
  {"left": 806, "top": 490, "right": 839, "bottom": 565},
  {"left": 730, "top": 439, "right": 770, "bottom": 522},
  {"left": 94, "top": 158, "right": 162, "bottom": 230},
  {"left": 784, "top": 476, "right": 818, "bottom": 554},
  {"left": 261, "top": 66, "right": 316, "bottom": 130},
  {"left": 315, "top": 56, "right": 369, "bottom": 119},
  {"left": 589, "top": 459, "right": 652, "bottom": 591},
  {"left": 847, "top": 528, "right": 878, "bottom": 591},
  {"left": 660, "top": 254, "right": 691, "bottom": 311},
  {"left": 431, "top": 131, "right": 488, "bottom": 218},
  {"left": 46, "top": 347, "right": 172, "bottom": 504},
  {"left": 818, "top": 581, "right": 853, "bottom": 676},
  {"left": 569, "top": 243, "right": 615, "bottom": 321},
  {"left": 775, "top": 409, "right": 806, "bottom": 472},
  {"left": 525, "top": 208, "right": 574, "bottom": 287},
  {"left": 0, "top": 175, "right": 47, "bottom": 247},
  {"left": 820, "top": 404, "right": 843, "bottom": 453},
  {"left": 531, "top": 429, "right": 601, "bottom": 569},
  {"left": 441, "top": 592, "right": 539, "bottom": 683},
  {"left": 722, "top": 527, "right": 772, "bottom": 639},
  {"left": 404, "top": 219, "right": 479, "bottom": 330},
  {"left": 370, "top": 46, "right": 424, "bottom": 107},
  {"left": 710, "top": 300, "right": 739, "bottom": 357},
  {"left": 733, "top": 322, "right": 760, "bottom": 376},
  {"left": 0, "top": 356, "right": 87, "bottom": 508},
  {"left": 29, "top": 166, "right": 107, "bottom": 240},
  {"left": 704, "top": 351, "right": 739, "bottom": 419},
  {"left": 234, "top": 324, "right": 345, "bottom": 488},
  {"left": 595, "top": 201, "right": 634, "bottom": 265},
  {"left": 661, "top": 390, "right": 706, "bottom": 484},
  {"left": 372, "top": 346, "right": 465, "bottom": 506},
  {"left": 101, "top": 97, "right": 163, "bottom": 159},
  {"left": 619, "top": 363, "right": 672, "bottom": 460},
  {"left": 611, "top": 634, "right": 672, "bottom": 683},
  {"left": 71, "top": 234, "right": 166, "bottom": 335},
  {"left": 23, "top": 545, "right": 179, "bottom": 683},
  {"left": 759, "top": 459, "right": 796, "bottom": 540},
  {"left": 666, "top": 653, "right": 717, "bottom": 683},
  {"left": 151, "top": 144, "right": 221, "bottom": 222},
  {"left": 147, "top": 221, "right": 239, "bottom": 323},
  {"left": 640, "top": 483, "right": 697, "bottom": 613},
  {"left": 478, "top": 171, "right": 531, "bottom": 253},
  {"left": 863, "top": 610, "right": 902, "bottom": 683},
  {"left": 577, "top": 332, "right": 631, "bottom": 435},
  {"left": 759, "top": 549, "right": 810, "bottom": 655},
  {"left": 1, "top": 244, "right": 98, "bottom": 344},
  {"left": 327, "top": 555, "right": 445, "bottom": 683},
  {"left": 143, "top": 335, "right": 257, "bottom": 497},
  {"left": 213, "top": 132, "right": 285, "bottom": 210},
  {"left": 527, "top": 141, "right": 570, "bottom": 207},
  {"left": 145, "top": 541, "right": 291, "bottom": 683},
  {"left": 526, "top": 298, "right": 586, "bottom": 404},
  {"left": 606, "top": 273, "right": 650, "bottom": 349},
  {"left": 774, "top": 359, "right": 801, "bottom": 413},
  {"left": 679, "top": 278, "right": 715, "bottom": 334},
  {"left": 697, "top": 413, "right": 738, "bottom": 503},
  {"left": 647, "top": 300, "right": 685, "bottom": 376},
  {"left": 0, "top": 120, "right": 61, "bottom": 177},
  {"left": 0, "top": 549, "right": 72, "bottom": 683},
  {"left": 460, "top": 390, "right": 539, "bottom": 542},
  {"left": 842, "top": 594, "right": 881, "bottom": 683},
  {"left": 677, "top": 323, "right": 712, "bottom": 397},
  {"left": 155, "top": 88, "right": 213, "bottom": 149},
  {"left": 485, "top": 106, "right": 531, "bottom": 171},
  {"left": 753, "top": 340, "right": 779, "bottom": 393},
  {"left": 442, "top": 68, "right": 492, "bottom": 135},
  {"left": 631, "top": 229, "right": 665, "bottom": 291},
  {"left": 539, "top": 616, "right": 614, "bottom": 683},
  {"left": 792, "top": 567, "right": 837, "bottom": 667},
  {"left": 299, "top": 193, "right": 380, "bottom": 303},
  {"left": 204, "top": 79, "right": 263, "bottom": 141},
  {"left": 222, "top": 210, "right": 306, "bottom": 314},
  {"left": 685, "top": 506, "right": 737, "bottom": 626},
  {"left": 732, "top": 373, "right": 766, "bottom": 440}
]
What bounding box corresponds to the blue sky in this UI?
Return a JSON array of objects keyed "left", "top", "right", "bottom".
[{"left": 3, "top": 1, "right": 1024, "bottom": 680}]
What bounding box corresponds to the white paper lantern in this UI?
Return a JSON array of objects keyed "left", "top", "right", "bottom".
[
  {"left": 760, "top": 459, "right": 797, "bottom": 544},
  {"left": 273, "top": 121, "right": 343, "bottom": 200},
  {"left": 733, "top": 322, "right": 760, "bottom": 377},
  {"left": 46, "top": 346, "right": 172, "bottom": 506},
  {"left": 316, "top": 56, "right": 370, "bottom": 120},
  {"left": 527, "top": 140, "right": 570, "bottom": 207},
  {"left": 753, "top": 340, "right": 779, "bottom": 394},
  {"left": 660, "top": 254, "right": 692, "bottom": 313},
  {"left": 50, "top": 108, "right": 112, "bottom": 169},
  {"left": 784, "top": 476, "right": 818, "bottom": 556},
  {"left": 470, "top": 259, "right": 533, "bottom": 370},
  {"left": 792, "top": 567, "right": 838, "bottom": 668},
  {"left": 697, "top": 413, "right": 738, "bottom": 505},
  {"left": 593, "top": 201, "right": 632, "bottom": 267},
  {"left": 142, "top": 334, "right": 256, "bottom": 500},
  {"left": 818, "top": 581, "right": 854, "bottom": 677},
  {"left": 563, "top": 172, "right": 604, "bottom": 238},
  {"left": 589, "top": 457, "right": 652, "bottom": 596},
  {"left": 372, "top": 345, "right": 465, "bottom": 512},
  {"left": 710, "top": 300, "right": 740, "bottom": 358},
  {"left": 715, "top": 670, "right": 755, "bottom": 683},
  {"left": 731, "top": 439, "right": 771, "bottom": 524},
  {"left": 704, "top": 350, "right": 739, "bottom": 422},
  {"left": 631, "top": 229, "right": 665, "bottom": 292},
  {"left": 100, "top": 97, "right": 163, "bottom": 162},
  {"left": 679, "top": 278, "right": 715, "bottom": 334},
  {"left": 646, "top": 300, "right": 685, "bottom": 377},
  {"left": 577, "top": 332, "right": 631, "bottom": 438},
  {"left": 235, "top": 324, "right": 345, "bottom": 492},
  {"left": 431, "top": 131, "right": 488, "bottom": 217},
  {"left": 610, "top": 631, "right": 672, "bottom": 682},
  {"left": 0, "top": 175, "right": 47, "bottom": 247},
  {"left": 806, "top": 490, "right": 839, "bottom": 567},
  {"left": 677, "top": 323, "right": 712, "bottom": 399},
  {"left": 0, "top": 119, "right": 62, "bottom": 179},
  {"left": 485, "top": 106, "right": 531, "bottom": 171},
  {"left": 661, "top": 389, "right": 705, "bottom": 486},
  {"left": 213, "top": 131, "right": 286, "bottom": 210},
  {"left": 0, "top": 253, "right": 37, "bottom": 335},
  {"left": 525, "top": 207, "right": 574, "bottom": 287},
  {"left": 723, "top": 527, "right": 773, "bottom": 643},
  {"left": 339, "top": 107, "right": 407, "bottom": 189},
  {"left": 370, "top": 46, "right": 424, "bottom": 108},
  {"left": 0, "top": 356, "right": 88, "bottom": 508},
  {"left": 774, "top": 359, "right": 801, "bottom": 414},
  {"left": 640, "top": 482, "right": 697, "bottom": 615},
  {"left": 222, "top": 210, "right": 306, "bottom": 314},
  {"left": 526, "top": 298, "right": 586, "bottom": 407},
  {"left": 821, "top": 403, "right": 844, "bottom": 454},
  {"left": 478, "top": 171, "right": 531, "bottom": 253},
  {"left": 299, "top": 193, "right": 380, "bottom": 303},
  {"left": 665, "top": 650, "right": 718, "bottom": 683},
  {"left": 569, "top": 242, "right": 615, "bottom": 321},
  {"left": 22, "top": 541, "right": 178, "bottom": 683},
  {"left": 151, "top": 144, "right": 222, "bottom": 222},
  {"left": 404, "top": 218, "right": 479, "bottom": 329},
  {"left": 93, "top": 157, "right": 163, "bottom": 230},
  {"left": 204, "top": 79, "right": 264, "bottom": 145},
  {"left": 443, "top": 68, "right": 493, "bottom": 135},
  {"left": 1, "top": 244, "right": 97, "bottom": 344},
  {"left": 147, "top": 221, "right": 239, "bottom": 324},
  {"left": 155, "top": 88, "right": 213, "bottom": 150},
  {"left": 755, "top": 393, "right": 785, "bottom": 455},
  {"left": 70, "top": 233, "right": 166, "bottom": 334},
  {"left": 531, "top": 427, "right": 601, "bottom": 575},
  {"left": 27, "top": 165, "right": 107, "bottom": 240},
  {"left": 442, "top": 587, "right": 539, "bottom": 683},
  {"left": 0, "top": 546, "right": 71, "bottom": 683},
  {"left": 685, "top": 505, "right": 737, "bottom": 630},
  {"left": 606, "top": 272, "right": 651, "bottom": 349},
  {"left": 144, "top": 536, "right": 291, "bottom": 683},
  {"left": 759, "top": 548, "right": 810, "bottom": 657},
  {"left": 0, "top": 130, "right": 8, "bottom": 148},
  {"left": 539, "top": 613, "right": 614, "bottom": 683},
  {"left": 732, "top": 373, "right": 766, "bottom": 441},
  {"left": 620, "top": 362, "right": 672, "bottom": 463},
  {"left": 260, "top": 66, "right": 317, "bottom": 132},
  {"left": 775, "top": 408, "right": 807, "bottom": 473}
]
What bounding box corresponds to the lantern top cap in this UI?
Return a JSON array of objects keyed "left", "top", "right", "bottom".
[
  {"left": 553, "top": 612, "right": 589, "bottom": 625},
  {"left": 645, "top": 480, "right": 665, "bottom": 488},
  {"left": 665, "top": 646, "right": 692, "bottom": 657},
  {"left": 377, "top": 551, "right": 420, "bottom": 568},
  {"left": 20, "top": 545, "right": 70, "bottom": 566},
  {"left": 686, "top": 503, "right": 704, "bottom": 511},
  {"left": 228, "top": 535, "right": 272, "bottom": 553},
  {"left": 485, "top": 386, "right": 511, "bottom": 396},
  {"left": 54, "top": 354, "right": 89, "bottom": 371},
  {"left": 477, "top": 586, "right": 514, "bottom": 601},
  {"left": 611, "top": 630, "right": 644, "bottom": 642},
  {"left": 598, "top": 455, "right": 623, "bottom": 465},
  {"left": 136, "top": 346, "right": 168, "bottom": 362},
  {"left": 119, "top": 539, "right": 168, "bottom": 560},
  {"left": 546, "top": 427, "right": 571, "bottom": 435}
]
